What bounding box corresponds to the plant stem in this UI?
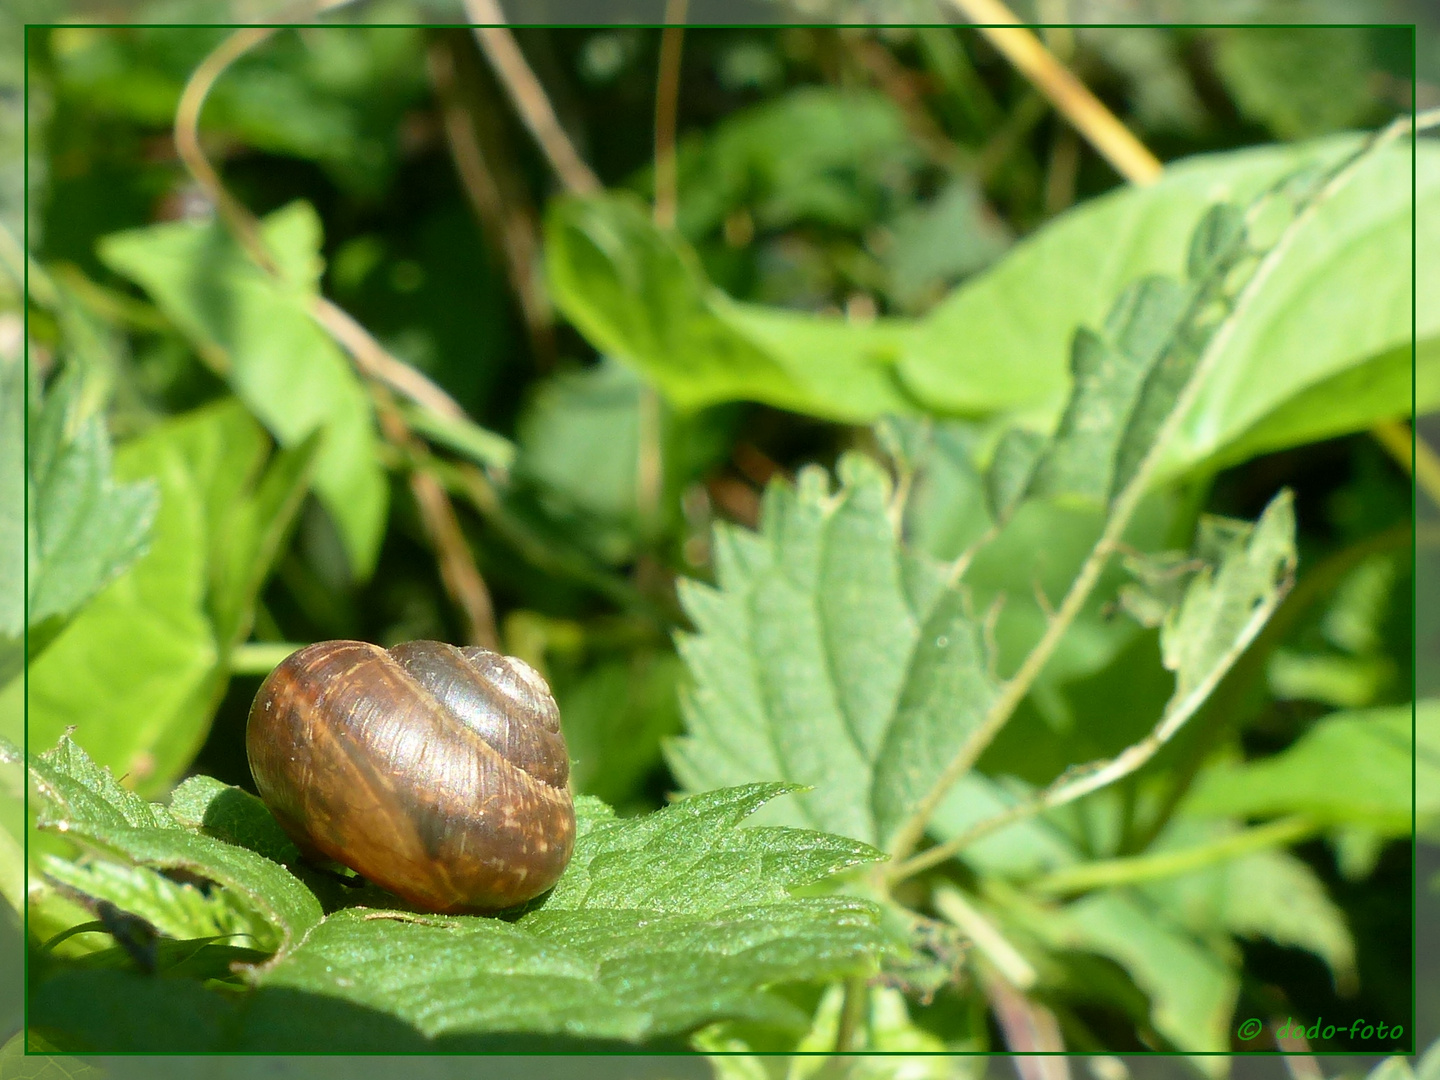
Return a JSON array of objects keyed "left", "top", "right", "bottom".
[
  {"left": 465, "top": 1, "right": 601, "bottom": 195},
  {"left": 1029, "top": 816, "right": 1318, "bottom": 897},
  {"left": 889, "top": 547, "right": 1291, "bottom": 883},
  {"left": 947, "top": 0, "right": 1163, "bottom": 185},
  {"left": 833, "top": 972, "right": 868, "bottom": 1053},
  {"left": 653, "top": 1, "right": 687, "bottom": 232},
  {"left": 173, "top": 8, "right": 500, "bottom": 648},
  {"left": 1372, "top": 419, "right": 1440, "bottom": 510}
]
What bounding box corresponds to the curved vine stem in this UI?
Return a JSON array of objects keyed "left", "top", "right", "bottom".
[
  {"left": 884, "top": 113, "right": 1419, "bottom": 870},
  {"left": 172, "top": 2, "right": 498, "bottom": 648}
]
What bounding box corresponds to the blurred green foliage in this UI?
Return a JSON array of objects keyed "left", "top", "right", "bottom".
[{"left": 1, "top": 6, "right": 1429, "bottom": 1063}]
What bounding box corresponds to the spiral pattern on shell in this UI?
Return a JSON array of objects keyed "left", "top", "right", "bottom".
[{"left": 246, "top": 640, "right": 575, "bottom": 913}]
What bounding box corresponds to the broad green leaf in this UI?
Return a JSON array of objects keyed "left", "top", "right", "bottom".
[
  {"left": 667, "top": 454, "right": 998, "bottom": 849},
  {"left": 557, "top": 136, "right": 1430, "bottom": 487},
  {"left": 1183, "top": 701, "right": 1435, "bottom": 833},
  {"left": 545, "top": 193, "right": 918, "bottom": 420},
  {"left": 12, "top": 401, "right": 310, "bottom": 793},
  {"left": 1136, "top": 817, "right": 1355, "bottom": 988},
  {"left": 1048, "top": 890, "right": 1235, "bottom": 1054},
  {"left": 904, "top": 136, "right": 1434, "bottom": 473},
  {"left": 29, "top": 735, "right": 321, "bottom": 954},
  {"left": 247, "top": 784, "right": 883, "bottom": 1046},
  {"left": 19, "top": 366, "right": 158, "bottom": 656},
  {"left": 98, "top": 201, "right": 387, "bottom": 578}
]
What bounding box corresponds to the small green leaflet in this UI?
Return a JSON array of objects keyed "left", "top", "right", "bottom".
[
  {"left": 667, "top": 453, "right": 998, "bottom": 850},
  {"left": 29, "top": 736, "right": 888, "bottom": 1051},
  {"left": 99, "top": 201, "right": 387, "bottom": 579},
  {"left": 16, "top": 366, "right": 159, "bottom": 659},
  {"left": 29, "top": 736, "right": 321, "bottom": 954}
]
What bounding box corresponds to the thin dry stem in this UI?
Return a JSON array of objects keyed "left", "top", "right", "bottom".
[
  {"left": 427, "top": 36, "right": 555, "bottom": 370},
  {"left": 947, "top": 0, "right": 1164, "bottom": 185},
  {"left": 653, "top": 0, "right": 688, "bottom": 231},
  {"left": 465, "top": 0, "right": 602, "bottom": 195}
]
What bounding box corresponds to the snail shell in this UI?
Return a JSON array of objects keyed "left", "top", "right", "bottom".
[{"left": 246, "top": 640, "right": 575, "bottom": 913}]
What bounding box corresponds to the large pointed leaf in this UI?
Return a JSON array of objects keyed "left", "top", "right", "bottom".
[
  {"left": 29, "top": 765, "right": 889, "bottom": 1051},
  {"left": 553, "top": 136, "right": 1435, "bottom": 490},
  {"left": 666, "top": 453, "right": 998, "bottom": 849}
]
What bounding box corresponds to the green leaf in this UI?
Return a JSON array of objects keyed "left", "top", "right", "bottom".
[
  {"left": 545, "top": 192, "right": 918, "bottom": 421},
  {"left": 20, "top": 365, "right": 159, "bottom": 654},
  {"left": 556, "top": 137, "right": 1429, "bottom": 488},
  {"left": 245, "top": 784, "right": 883, "bottom": 1046},
  {"left": 1136, "top": 817, "right": 1355, "bottom": 989},
  {"left": 1024, "top": 277, "right": 1190, "bottom": 504},
  {"left": 29, "top": 739, "right": 886, "bottom": 1050},
  {"left": 905, "top": 136, "right": 1434, "bottom": 476},
  {"left": 10, "top": 401, "right": 309, "bottom": 793},
  {"left": 1183, "top": 701, "right": 1435, "bottom": 834},
  {"left": 1160, "top": 491, "right": 1296, "bottom": 709},
  {"left": 39, "top": 857, "right": 280, "bottom": 953},
  {"left": 1050, "top": 890, "right": 1235, "bottom": 1054},
  {"left": 667, "top": 454, "right": 998, "bottom": 849},
  {"left": 98, "top": 201, "right": 387, "bottom": 578},
  {"left": 29, "top": 735, "right": 322, "bottom": 955}
]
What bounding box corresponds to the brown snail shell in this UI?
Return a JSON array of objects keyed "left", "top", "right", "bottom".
[{"left": 246, "top": 640, "right": 575, "bottom": 913}]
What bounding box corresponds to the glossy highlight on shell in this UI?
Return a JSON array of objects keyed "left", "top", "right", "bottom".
[{"left": 246, "top": 640, "right": 575, "bottom": 913}]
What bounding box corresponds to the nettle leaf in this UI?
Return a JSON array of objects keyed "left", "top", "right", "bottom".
[
  {"left": 1022, "top": 276, "right": 1190, "bottom": 504},
  {"left": 40, "top": 857, "right": 281, "bottom": 954},
  {"left": 1160, "top": 491, "right": 1296, "bottom": 708},
  {"left": 1184, "top": 701, "right": 1436, "bottom": 834},
  {"left": 30, "top": 737, "right": 886, "bottom": 1051},
  {"left": 30, "top": 736, "right": 321, "bottom": 953},
  {"left": 249, "top": 786, "right": 884, "bottom": 1047},
  {"left": 19, "top": 366, "right": 159, "bottom": 658},
  {"left": 667, "top": 453, "right": 998, "bottom": 849},
  {"left": 12, "top": 400, "right": 313, "bottom": 793},
  {"left": 99, "top": 200, "right": 386, "bottom": 578}
]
